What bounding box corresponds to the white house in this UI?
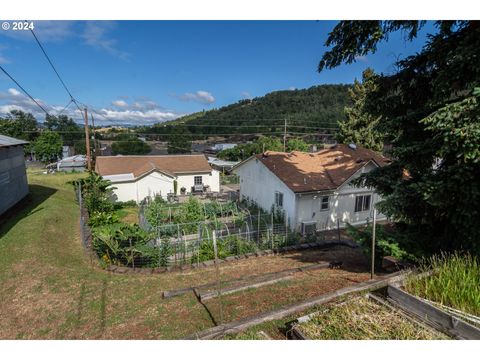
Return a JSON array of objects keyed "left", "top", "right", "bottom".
[
  {"left": 95, "top": 154, "right": 220, "bottom": 203},
  {"left": 0, "top": 135, "right": 29, "bottom": 216},
  {"left": 233, "top": 144, "right": 390, "bottom": 234}
]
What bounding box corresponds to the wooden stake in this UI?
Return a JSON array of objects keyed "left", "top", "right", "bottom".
[{"left": 283, "top": 118, "right": 287, "bottom": 152}]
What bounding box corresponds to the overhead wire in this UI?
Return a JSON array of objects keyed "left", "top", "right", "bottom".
[{"left": 0, "top": 64, "right": 50, "bottom": 115}]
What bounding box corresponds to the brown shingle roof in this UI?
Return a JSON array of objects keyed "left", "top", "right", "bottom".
[
  {"left": 252, "top": 144, "right": 389, "bottom": 193},
  {"left": 95, "top": 155, "right": 212, "bottom": 178}
]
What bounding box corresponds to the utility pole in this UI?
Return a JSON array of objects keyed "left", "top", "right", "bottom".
[
  {"left": 84, "top": 107, "right": 91, "bottom": 171},
  {"left": 283, "top": 118, "right": 287, "bottom": 152},
  {"left": 90, "top": 113, "right": 99, "bottom": 157}
]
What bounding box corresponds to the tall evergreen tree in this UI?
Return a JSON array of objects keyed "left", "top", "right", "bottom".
[
  {"left": 319, "top": 21, "right": 480, "bottom": 254},
  {"left": 337, "top": 68, "right": 383, "bottom": 151}
]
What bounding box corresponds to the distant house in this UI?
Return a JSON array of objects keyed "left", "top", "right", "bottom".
[
  {"left": 207, "top": 156, "right": 240, "bottom": 174},
  {"left": 233, "top": 144, "right": 389, "bottom": 234},
  {"left": 205, "top": 143, "right": 237, "bottom": 154},
  {"left": 62, "top": 146, "right": 74, "bottom": 159},
  {"left": 95, "top": 154, "right": 220, "bottom": 203},
  {"left": 57, "top": 155, "right": 87, "bottom": 172},
  {"left": 0, "top": 135, "right": 29, "bottom": 216}
]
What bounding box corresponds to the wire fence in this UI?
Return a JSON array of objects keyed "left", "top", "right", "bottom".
[{"left": 77, "top": 185, "right": 342, "bottom": 269}]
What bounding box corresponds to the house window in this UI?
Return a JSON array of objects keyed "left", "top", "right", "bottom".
[
  {"left": 354, "top": 195, "right": 371, "bottom": 212},
  {"left": 275, "top": 191, "right": 284, "bottom": 208},
  {"left": 320, "top": 196, "right": 329, "bottom": 211},
  {"left": 194, "top": 176, "right": 203, "bottom": 185}
]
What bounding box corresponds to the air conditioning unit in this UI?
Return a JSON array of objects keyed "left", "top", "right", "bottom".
[{"left": 301, "top": 221, "right": 316, "bottom": 236}]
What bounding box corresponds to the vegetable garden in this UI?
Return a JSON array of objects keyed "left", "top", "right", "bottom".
[{"left": 76, "top": 172, "right": 304, "bottom": 269}]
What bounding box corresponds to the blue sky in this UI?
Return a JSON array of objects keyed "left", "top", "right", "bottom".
[{"left": 0, "top": 20, "right": 436, "bottom": 125}]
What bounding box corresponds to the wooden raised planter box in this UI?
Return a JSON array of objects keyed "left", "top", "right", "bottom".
[{"left": 386, "top": 285, "right": 480, "bottom": 340}]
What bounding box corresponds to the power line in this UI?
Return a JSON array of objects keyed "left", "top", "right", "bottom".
[
  {"left": 0, "top": 64, "right": 49, "bottom": 115},
  {"left": 17, "top": 131, "right": 336, "bottom": 137},
  {"left": 29, "top": 26, "right": 76, "bottom": 102},
  {"left": 55, "top": 99, "right": 73, "bottom": 117}
]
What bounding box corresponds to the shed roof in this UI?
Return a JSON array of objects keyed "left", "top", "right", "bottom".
[
  {"left": 240, "top": 144, "right": 389, "bottom": 193},
  {"left": 0, "top": 135, "right": 29, "bottom": 148},
  {"left": 95, "top": 154, "right": 212, "bottom": 178}
]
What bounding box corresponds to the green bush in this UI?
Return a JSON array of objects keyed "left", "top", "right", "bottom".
[
  {"left": 115, "top": 200, "right": 138, "bottom": 208},
  {"left": 88, "top": 211, "right": 120, "bottom": 227},
  {"left": 346, "top": 223, "right": 414, "bottom": 268},
  {"left": 195, "top": 237, "right": 234, "bottom": 262},
  {"left": 92, "top": 223, "right": 156, "bottom": 267}
]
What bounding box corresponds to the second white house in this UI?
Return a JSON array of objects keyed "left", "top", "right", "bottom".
[
  {"left": 95, "top": 154, "right": 220, "bottom": 203},
  {"left": 233, "top": 144, "right": 389, "bottom": 234}
]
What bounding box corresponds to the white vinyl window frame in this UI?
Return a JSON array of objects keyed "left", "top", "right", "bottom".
[
  {"left": 320, "top": 196, "right": 329, "bottom": 211},
  {"left": 354, "top": 194, "right": 371, "bottom": 212}
]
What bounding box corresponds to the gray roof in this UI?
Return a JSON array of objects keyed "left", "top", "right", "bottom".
[
  {"left": 58, "top": 155, "right": 87, "bottom": 168},
  {"left": 0, "top": 135, "right": 29, "bottom": 148}
]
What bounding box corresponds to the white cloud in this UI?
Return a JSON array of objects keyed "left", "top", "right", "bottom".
[
  {"left": 81, "top": 22, "right": 130, "bottom": 61},
  {"left": 178, "top": 90, "right": 215, "bottom": 104},
  {"left": 7, "top": 88, "right": 21, "bottom": 97},
  {"left": 111, "top": 100, "right": 128, "bottom": 108},
  {"left": 0, "top": 88, "right": 52, "bottom": 120},
  {"left": 0, "top": 88, "right": 182, "bottom": 126},
  {"left": 354, "top": 55, "right": 368, "bottom": 62},
  {"left": 98, "top": 108, "right": 178, "bottom": 124},
  {"left": 241, "top": 91, "right": 252, "bottom": 99},
  {"left": 288, "top": 86, "right": 296, "bottom": 91}
]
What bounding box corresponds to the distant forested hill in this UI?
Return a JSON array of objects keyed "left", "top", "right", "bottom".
[{"left": 138, "top": 84, "right": 351, "bottom": 138}]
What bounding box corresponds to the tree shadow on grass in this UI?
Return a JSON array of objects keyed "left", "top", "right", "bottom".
[{"left": 0, "top": 184, "right": 57, "bottom": 239}]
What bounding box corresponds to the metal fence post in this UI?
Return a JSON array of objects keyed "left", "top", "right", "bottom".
[{"left": 129, "top": 238, "right": 134, "bottom": 269}]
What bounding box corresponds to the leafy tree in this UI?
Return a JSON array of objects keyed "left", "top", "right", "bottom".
[
  {"left": 73, "top": 139, "right": 95, "bottom": 156},
  {"left": 286, "top": 137, "right": 310, "bottom": 152},
  {"left": 33, "top": 130, "right": 63, "bottom": 163},
  {"left": 0, "top": 110, "right": 39, "bottom": 153},
  {"left": 74, "top": 171, "right": 116, "bottom": 214},
  {"left": 217, "top": 136, "right": 311, "bottom": 161},
  {"left": 111, "top": 133, "right": 150, "bottom": 155},
  {"left": 337, "top": 68, "right": 384, "bottom": 151},
  {"left": 319, "top": 21, "right": 480, "bottom": 254},
  {"left": 44, "top": 114, "right": 83, "bottom": 146},
  {"left": 166, "top": 125, "right": 192, "bottom": 154}
]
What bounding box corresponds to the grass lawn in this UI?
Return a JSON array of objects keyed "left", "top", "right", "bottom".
[
  {"left": 0, "top": 170, "right": 213, "bottom": 339},
  {"left": 115, "top": 206, "right": 139, "bottom": 224},
  {"left": 0, "top": 170, "right": 371, "bottom": 339}
]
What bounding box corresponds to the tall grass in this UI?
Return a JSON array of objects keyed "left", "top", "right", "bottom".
[
  {"left": 296, "top": 296, "right": 446, "bottom": 339},
  {"left": 404, "top": 252, "right": 480, "bottom": 316}
]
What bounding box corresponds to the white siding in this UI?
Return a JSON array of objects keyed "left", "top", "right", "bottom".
[
  {"left": 236, "top": 158, "right": 386, "bottom": 232},
  {"left": 295, "top": 161, "right": 386, "bottom": 230},
  {"left": 108, "top": 169, "right": 220, "bottom": 203},
  {"left": 234, "top": 158, "right": 296, "bottom": 227},
  {"left": 136, "top": 171, "right": 174, "bottom": 201},
  {"left": 176, "top": 170, "right": 220, "bottom": 194}
]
